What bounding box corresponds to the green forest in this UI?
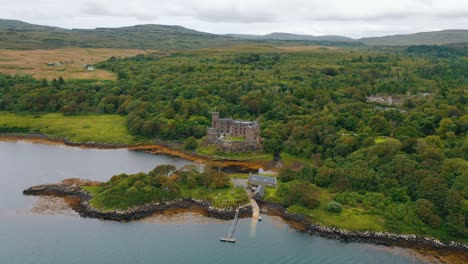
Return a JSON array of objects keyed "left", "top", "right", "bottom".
[{"left": 0, "top": 44, "right": 466, "bottom": 241}]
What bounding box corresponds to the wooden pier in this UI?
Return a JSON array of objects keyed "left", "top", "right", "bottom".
[{"left": 220, "top": 208, "right": 239, "bottom": 243}]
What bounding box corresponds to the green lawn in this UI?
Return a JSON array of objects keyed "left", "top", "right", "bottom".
[
  {"left": 265, "top": 182, "right": 386, "bottom": 232},
  {"left": 181, "top": 185, "right": 249, "bottom": 209},
  {"left": 0, "top": 112, "right": 141, "bottom": 144},
  {"left": 374, "top": 136, "right": 389, "bottom": 144},
  {"left": 288, "top": 204, "right": 386, "bottom": 231}
]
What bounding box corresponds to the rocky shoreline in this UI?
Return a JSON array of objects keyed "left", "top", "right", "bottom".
[
  {"left": 260, "top": 202, "right": 468, "bottom": 253},
  {"left": 23, "top": 183, "right": 253, "bottom": 221},
  {"left": 23, "top": 182, "right": 467, "bottom": 254}
]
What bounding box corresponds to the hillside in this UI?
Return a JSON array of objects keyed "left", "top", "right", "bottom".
[
  {"left": 360, "top": 30, "right": 468, "bottom": 46},
  {"left": 227, "top": 32, "right": 354, "bottom": 42},
  {"left": 0, "top": 19, "right": 358, "bottom": 50},
  {"left": 228, "top": 30, "right": 468, "bottom": 46},
  {"left": 0, "top": 19, "right": 242, "bottom": 50},
  {"left": 0, "top": 19, "right": 467, "bottom": 49}
]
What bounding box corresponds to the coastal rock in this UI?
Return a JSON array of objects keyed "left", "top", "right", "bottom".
[
  {"left": 260, "top": 202, "right": 468, "bottom": 252},
  {"left": 23, "top": 183, "right": 467, "bottom": 253},
  {"left": 23, "top": 183, "right": 252, "bottom": 222}
]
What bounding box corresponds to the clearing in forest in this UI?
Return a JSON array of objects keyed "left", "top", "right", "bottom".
[{"left": 0, "top": 48, "right": 151, "bottom": 80}]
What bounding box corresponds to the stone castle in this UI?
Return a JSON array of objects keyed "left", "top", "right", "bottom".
[
  {"left": 207, "top": 112, "right": 260, "bottom": 142},
  {"left": 205, "top": 112, "right": 262, "bottom": 152}
]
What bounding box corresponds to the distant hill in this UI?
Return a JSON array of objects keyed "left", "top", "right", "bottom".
[
  {"left": 0, "top": 19, "right": 241, "bottom": 50},
  {"left": 227, "top": 32, "right": 354, "bottom": 42},
  {"left": 359, "top": 30, "right": 468, "bottom": 46},
  {"left": 229, "top": 30, "right": 468, "bottom": 46},
  {"left": 0, "top": 19, "right": 67, "bottom": 32},
  {"left": 0, "top": 19, "right": 467, "bottom": 49}
]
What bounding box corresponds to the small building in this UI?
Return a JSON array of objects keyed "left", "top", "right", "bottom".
[
  {"left": 87, "top": 65, "right": 94, "bottom": 71},
  {"left": 253, "top": 184, "right": 265, "bottom": 200},
  {"left": 248, "top": 174, "right": 277, "bottom": 188}
]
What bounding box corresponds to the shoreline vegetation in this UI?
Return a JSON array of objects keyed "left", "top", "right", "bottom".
[
  {"left": 3, "top": 134, "right": 466, "bottom": 262},
  {"left": 3, "top": 134, "right": 467, "bottom": 242},
  {"left": 23, "top": 180, "right": 467, "bottom": 260}
]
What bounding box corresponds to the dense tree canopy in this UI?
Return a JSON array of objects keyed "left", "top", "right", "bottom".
[{"left": 0, "top": 46, "right": 466, "bottom": 240}]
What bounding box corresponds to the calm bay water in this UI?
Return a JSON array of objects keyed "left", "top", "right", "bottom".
[{"left": 0, "top": 141, "right": 427, "bottom": 264}]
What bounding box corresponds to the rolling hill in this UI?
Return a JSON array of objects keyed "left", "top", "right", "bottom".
[
  {"left": 228, "top": 30, "right": 468, "bottom": 46},
  {"left": 0, "top": 19, "right": 467, "bottom": 50},
  {"left": 227, "top": 32, "right": 353, "bottom": 42},
  {"left": 0, "top": 19, "right": 242, "bottom": 50},
  {"left": 359, "top": 30, "right": 468, "bottom": 46}
]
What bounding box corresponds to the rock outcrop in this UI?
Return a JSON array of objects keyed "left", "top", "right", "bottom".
[
  {"left": 261, "top": 202, "right": 468, "bottom": 252},
  {"left": 23, "top": 183, "right": 252, "bottom": 221},
  {"left": 23, "top": 182, "right": 467, "bottom": 253}
]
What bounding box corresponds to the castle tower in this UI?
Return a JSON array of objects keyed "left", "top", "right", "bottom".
[{"left": 212, "top": 112, "right": 219, "bottom": 129}]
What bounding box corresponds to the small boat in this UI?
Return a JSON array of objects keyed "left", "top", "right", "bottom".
[{"left": 258, "top": 215, "right": 262, "bottom": 221}]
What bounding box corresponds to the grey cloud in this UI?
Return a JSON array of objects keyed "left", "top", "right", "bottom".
[
  {"left": 81, "top": 1, "right": 157, "bottom": 21},
  {"left": 192, "top": 6, "right": 276, "bottom": 23},
  {"left": 0, "top": 0, "right": 466, "bottom": 38}
]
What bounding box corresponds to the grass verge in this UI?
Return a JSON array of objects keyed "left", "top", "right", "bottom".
[{"left": 0, "top": 112, "right": 142, "bottom": 144}]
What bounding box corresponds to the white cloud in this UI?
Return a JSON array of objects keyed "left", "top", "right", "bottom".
[{"left": 0, "top": 0, "right": 466, "bottom": 38}]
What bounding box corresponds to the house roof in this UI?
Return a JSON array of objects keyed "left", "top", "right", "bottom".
[
  {"left": 253, "top": 184, "right": 265, "bottom": 197},
  {"left": 248, "top": 174, "right": 277, "bottom": 185}
]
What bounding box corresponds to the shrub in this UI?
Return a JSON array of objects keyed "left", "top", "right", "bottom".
[
  {"left": 184, "top": 136, "right": 198, "bottom": 150},
  {"left": 277, "top": 181, "right": 320, "bottom": 209},
  {"left": 326, "top": 202, "right": 343, "bottom": 213}
]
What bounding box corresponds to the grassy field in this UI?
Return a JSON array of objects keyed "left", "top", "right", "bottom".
[
  {"left": 0, "top": 48, "right": 150, "bottom": 80},
  {"left": 264, "top": 183, "right": 386, "bottom": 232},
  {"left": 0, "top": 112, "right": 140, "bottom": 143},
  {"left": 374, "top": 136, "right": 390, "bottom": 144},
  {"left": 181, "top": 185, "right": 249, "bottom": 208}
]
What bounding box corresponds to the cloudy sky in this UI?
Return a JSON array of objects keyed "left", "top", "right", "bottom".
[{"left": 0, "top": 0, "right": 467, "bottom": 38}]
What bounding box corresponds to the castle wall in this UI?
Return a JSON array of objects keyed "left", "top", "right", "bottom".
[
  {"left": 209, "top": 112, "right": 260, "bottom": 142},
  {"left": 212, "top": 112, "right": 219, "bottom": 129},
  {"left": 218, "top": 119, "right": 232, "bottom": 135}
]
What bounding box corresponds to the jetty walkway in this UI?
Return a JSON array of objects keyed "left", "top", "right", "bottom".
[{"left": 220, "top": 208, "right": 239, "bottom": 243}]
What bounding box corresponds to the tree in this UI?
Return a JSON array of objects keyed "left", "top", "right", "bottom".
[
  {"left": 279, "top": 168, "right": 297, "bottom": 182},
  {"left": 315, "top": 166, "right": 333, "bottom": 187},
  {"left": 390, "top": 187, "right": 410, "bottom": 203},
  {"left": 277, "top": 181, "right": 320, "bottom": 209},
  {"left": 436, "top": 118, "right": 457, "bottom": 138},
  {"left": 415, "top": 199, "right": 442, "bottom": 228},
  {"left": 51, "top": 78, "right": 58, "bottom": 88},
  {"left": 370, "top": 116, "right": 391, "bottom": 135},
  {"left": 60, "top": 101, "right": 79, "bottom": 115},
  {"left": 149, "top": 165, "right": 176, "bottom": 177},
  {"left": 40, "top": 78, "right": 48, "bottom": 87},
  {"left": 184, "top": 136, "right": 198, "bottom": 151},
  {"left": 417, "top": 177, "right": 449, "bottom": 211},
  {"left": 446, "top": 213, "right": 467, "bottom": 236}
]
